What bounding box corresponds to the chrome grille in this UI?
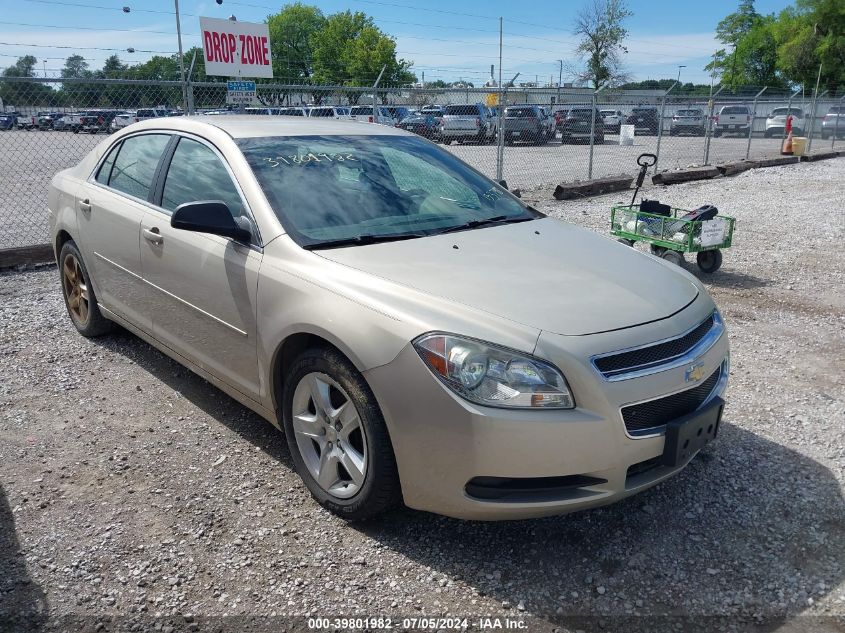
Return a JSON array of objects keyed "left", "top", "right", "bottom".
[{"left": 593, "top": 313, "right": 718, "bottom": 380}]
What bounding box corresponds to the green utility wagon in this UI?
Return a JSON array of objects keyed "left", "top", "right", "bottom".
[
  {"left": 610, "top": 153, "right": 736, "bottom": 273},
  {"left": 610, "top": 204, "right": 735, "bottom": 273}
]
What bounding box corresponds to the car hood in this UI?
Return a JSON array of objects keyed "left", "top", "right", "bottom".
[{"left": 317, "top": 218, "right": 699, "bottom": 336}]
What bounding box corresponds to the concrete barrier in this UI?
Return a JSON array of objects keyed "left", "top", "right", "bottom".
[
  {"left": 755, "top": 155, "right": 800, "bottom": 167},
  {"left": 716, "top": 161, "right": 756, "bottom": 176},
  {"left": 0, "top": 244, "right": 54, "bottom": 270},
  {"left": 553, "top": 175, "right": 633, "bottom": 201},
  {"left": 800, "top": 151, "right": 839, "bottom": 162}
]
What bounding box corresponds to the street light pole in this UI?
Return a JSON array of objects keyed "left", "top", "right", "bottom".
[
  {"left": 676, "top": 65, "right": 685, "bottom": 86},
  {"left": 557, "top": 59, "right": 563, "bottom": 106},
  {"left": 175, "top": 0, "right": 188, "bottom": 112}
]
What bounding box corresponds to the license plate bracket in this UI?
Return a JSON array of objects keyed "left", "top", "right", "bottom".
[{"left": 661, "top": 397, "right": 723, "bottom": 468}]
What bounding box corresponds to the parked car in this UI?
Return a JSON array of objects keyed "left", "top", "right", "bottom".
[
  {"left": 625, "top": 107, "right": 659, "bottom": 135},
  {"left": 348, "top": 105, "right": 394, "bottom": 125},
  {"left": 52, "top": 114, "right": 72, "bottom": 131},
  {"left": 0, "top": 112, "right": 19, "bottom": 130},
  {"left": 439, "top": 104, "right": 494, "bottom": 144},
  {"left": 600, "top": 109, "right": 624, "bottom": 134},
  {"left": 420, "top": 105, "right": 445, "bottom": 118},
  {"left": 64, "top": 111, "right": 89, "bottom": 133},
  {"left": 37, "top": 111, "right": 62, "bottom": 130},
  {"left": 397, "top": 112, "right": 441, "bottom": 139},
  {"left": 385, "top": 106, "right": 411, "bottom": 123},
  {"left": 49, "top": 115, "right": 729, "bottom": 520},
  {"left": 111, "top": 111, "right": 138, "bottom": 130},
  {"left": 537, "top": 107, "right": 557, "bottom": 139},
  {"left": 307, "top": 106, "right": 351, "bottom": 119},
  {"left": 559, "top": 106, "right": 605, "bottom": 144},
  {"left": 502, "top": 105, "right": 550, "bottom": 144},
  {"left": 81, "top": 110, "right": 118, "bottom": 134},
  {"left": 669, "top": 108, "right": 706, "bottom": 136},
  {"left": 713, "top": 105, "right": 751, "bottom": 137},
  {"left": 16, "top": 113, "right": 37, "bottom": 130},
  {"left": 821, "top": 105, "right": 845, "bottom": 139},
  {"left": 764, "top": 107, "right": 805, "bottom": 137}
]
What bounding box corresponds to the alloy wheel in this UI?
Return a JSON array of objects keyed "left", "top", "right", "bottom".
[
  {"left": 291, "top": 372, "right": 368, "bottom": 499},
  {"left": 62, "top": 253, "right": 89, "bottom": 326}
]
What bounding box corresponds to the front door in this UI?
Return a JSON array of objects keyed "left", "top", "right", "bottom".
[{"left": 139, "top": 135, "right": 261, "bottom": 399}]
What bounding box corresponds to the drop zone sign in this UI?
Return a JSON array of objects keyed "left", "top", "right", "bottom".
[{"left": 200, "top": 16, "right": 273, "bottom": 78}]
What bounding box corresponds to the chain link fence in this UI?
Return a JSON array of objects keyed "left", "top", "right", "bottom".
[{"left": 2, "top": 76, "right": 844, "bottom": 251}]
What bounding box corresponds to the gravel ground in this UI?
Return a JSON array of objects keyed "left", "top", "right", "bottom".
[{"left": 0, "top": 158, "right": 843, "bottom": 633}]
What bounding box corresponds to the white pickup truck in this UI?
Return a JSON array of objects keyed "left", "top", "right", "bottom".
[
  {"left": 713, "top": 105, "right": 751, "bottom": 137},
  {"left": 349, "top": 105, "right": 395, "bottom": 126}
]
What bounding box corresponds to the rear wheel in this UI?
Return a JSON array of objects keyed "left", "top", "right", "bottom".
[
  {"left": 283, "top": 347, "right": 401, "bottom": 521},
  {"left": 617, "top": 238, "right": 635, "bottom": 247},
  {"left": 696, "top": 249, "right": 723, "bottom": 273},
  {"left": 59, "top": 240, "right": 114, "bottom": 337}
]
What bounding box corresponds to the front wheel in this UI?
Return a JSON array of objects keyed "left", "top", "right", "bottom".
[
  {"left": 696, "top": 249, "right": 723, "bottom": 273},
  {"left": 617, "top": 238, "right": 635, "bottom": 247},
  {"left": 661, "top": 249, "right": 685, "bottom": 267},
  {"left": 283, "top": 347, "right": 401, "bottom": 521}
]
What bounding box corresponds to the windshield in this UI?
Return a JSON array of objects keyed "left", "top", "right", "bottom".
[
  {"left": 444, "top": 105, "right": 479, "bottom": 116},
  {"left": 238, "top": 135, "right": 532, "bottom": 248},
  {"left": 505, "top": 107, "right": 536, "bottom": 118},
  {"left": 771, "top": 108, "right": 803, "bottom": 116},
  {"left": 720, "top": 106, "right": 748, "bottom": 114}
]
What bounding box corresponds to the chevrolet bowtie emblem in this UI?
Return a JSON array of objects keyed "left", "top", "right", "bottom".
[{"left": 685, "top": 362, "right": 706, "bottom": 383}]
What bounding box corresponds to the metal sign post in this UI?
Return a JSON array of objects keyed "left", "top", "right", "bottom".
[
  {"left": 653, "top": 81, "right": 677, "bottom": 173},
  {"left": 746, "top": 86, "right": 767, "bottom": 160}
]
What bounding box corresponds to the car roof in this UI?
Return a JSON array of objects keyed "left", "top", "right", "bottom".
[{"left": 125, "top": 114, "right": 411, "bottom": 139}]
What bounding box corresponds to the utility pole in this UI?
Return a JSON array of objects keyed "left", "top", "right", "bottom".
[
  {"left": 556, "top": 59, "right": 563, "bottom": 107},
  {"left": 496, "top": 17, "right": 504, "bottom": 181},
  {"left": 175, "top": 0, "right": 188, "bottom": 113}
]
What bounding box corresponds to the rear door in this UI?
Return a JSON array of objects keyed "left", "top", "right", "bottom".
[
  {"left": 77, "top": 133, "right": 172, "bottom": 331},
  {"left": 139, "top": 135, "right": 261, "bottom": 399}
]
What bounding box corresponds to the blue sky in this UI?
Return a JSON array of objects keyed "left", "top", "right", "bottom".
[{"left": 1, "top": 0, "right": 795, "bottom": 84}]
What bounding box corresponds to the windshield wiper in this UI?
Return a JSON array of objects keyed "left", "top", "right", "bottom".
[
  {"left": 304, "top": 231, "right": 427, "bottom": 250},
  {"left": 439, "top": 215, "right": 534, "bottom": 234}
]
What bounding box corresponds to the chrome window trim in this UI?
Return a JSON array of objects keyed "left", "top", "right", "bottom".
[
  {"left": 620, "top": 355, "right": 730, "bottom": 440},
  {"left": 591, "top": 311, "right": 723, "bottom": 382}
]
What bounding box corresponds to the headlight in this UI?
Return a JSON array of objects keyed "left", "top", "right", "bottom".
[{"left": 413, "top": 333, "right": 574, "bottom": 409}]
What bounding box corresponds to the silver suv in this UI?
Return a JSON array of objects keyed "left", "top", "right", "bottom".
[{"left": 439, "top": 104, "right": 495, "bottom": 144}]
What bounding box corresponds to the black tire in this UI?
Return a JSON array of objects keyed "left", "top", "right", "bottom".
[
  {"left": 617, "top": 238, "right": 635, "bottom": 247},
  {"left": 282, "top": 347, "right": 401, "bottom": 521},
  {"left": 696, "top": 249, "right": 723, "bottom": 273},
  {"left": 649, "top": 245, "right": 666, "bottom": 256},
  {"left": 59, "top": 240, "right": 114, "bottom": 337},
  {"left": 661, "top": 249, "right": 685, "bottom": 267},
  {"left": 713, "top": 129, "right": 722, "bottom": 138}
]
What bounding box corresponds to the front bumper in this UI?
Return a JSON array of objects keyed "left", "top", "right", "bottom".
[{"left": 365, "top": 308, "right": 729, "bottom": 520}]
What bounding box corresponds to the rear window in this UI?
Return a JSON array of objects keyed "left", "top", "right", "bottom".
[
  {"left": 770, "top": 108, "right": 803, "bottom": 116},
  {"left": 828, "top": 106, "right": 844, "bottom": 114},
  {"left": 677, "top": 110, "right": 703, "bottom": 116},
  {"left": 720, "top": 106, "right": 749, "bottom": 114},
  {"left": 600, "top": 110, "right": 617, "bottom": 115},
  {"left": 569, "top": 108, "right": 595, "bottom": 117},
  {"left": 444, "top": 105, "right": 480, "bottom": 116},
  {"left": 505, "top": 107, "right": 536, "bottom": 118}
]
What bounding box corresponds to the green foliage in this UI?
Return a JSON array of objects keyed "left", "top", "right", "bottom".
[
  {"left": 61, "top": 55, "right": 91, "bottom": 79},
  {"left": 0, "top": 56, "right": 55, "bottom": 106},
  {"left": 267, "top": 3, "right": 325, "bottom": 82},
  {"left": 710, "top": 0, "right": 844, "bottom": 92},
  {"left": 573, "top": 0, "right": 632, "bottom": 89}
]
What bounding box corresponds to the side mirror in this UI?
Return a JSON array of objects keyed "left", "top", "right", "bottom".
[{"left": 171, "top": 201, "right": 251, "bottom": 243}]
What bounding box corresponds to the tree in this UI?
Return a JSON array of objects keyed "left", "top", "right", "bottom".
[
  {"left": 308, "top": 9, "right": 414, "bottom": 102},
  {"left": 266, "top": 3, "right": 325, "bottom": 82},
  {"left": 98, "top": 54, "right": 127, "bottom": 79},
  {"left": 1, "top": 55, "right": 55, "bottom": 106},
  {"left": 61, "top": 55, "right": 90, "bottom": 79},
  {"left": 570, "top": 0, "right": 632, "bottom": 89}
]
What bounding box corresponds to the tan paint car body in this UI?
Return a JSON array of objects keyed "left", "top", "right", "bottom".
[{"left": 48, "top": 117, "right": 729, "bottom": 520}]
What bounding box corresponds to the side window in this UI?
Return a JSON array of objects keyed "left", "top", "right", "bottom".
[
  {"left": 95, "top": 141, "right": 121, "bottom": 185},
  {"left": 108, "top": 134, "right": 171, "bottom": 200},
  {"left": 161, "top": 137, "right": 245, "bottom": 218}
]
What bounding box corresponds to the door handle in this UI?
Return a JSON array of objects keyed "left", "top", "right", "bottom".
[
  {"left": 79, "top": 198, "right": 91, "bottom": 212},
  {"left": 142, "top": 227, "right": 163, "bottom": 244}
]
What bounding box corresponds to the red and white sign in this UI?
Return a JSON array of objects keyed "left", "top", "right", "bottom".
[{"left": 199, "top": 16, "right": 273, "bottom": 78}]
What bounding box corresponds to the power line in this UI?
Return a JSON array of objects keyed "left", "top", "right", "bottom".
[
  {"left": 0, "top": 41, "right": 177, "bottom": 54},
  {"left": 20, "top": 0, "right": 188, "bottom": 15}
]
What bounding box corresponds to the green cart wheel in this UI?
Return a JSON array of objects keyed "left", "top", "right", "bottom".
[
  {"left": 617, "top": 238, "right": 634, "bottom": 247},
  {"left": 661, "top": 250, "right": 684, "bottom": 267},
  {"left": 696, "top": 249, "right": 723, "bottom": 273}
]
